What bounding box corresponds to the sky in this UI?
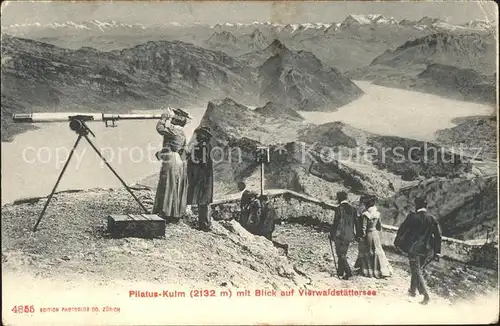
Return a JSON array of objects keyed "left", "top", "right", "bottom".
[{"left": 1, "top": 0, "right": 498, "bottom": 26}]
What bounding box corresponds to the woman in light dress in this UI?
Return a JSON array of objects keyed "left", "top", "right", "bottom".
[
  {"left": 152, "top": 108, "right": 188, "bottom": 223},
  {"left": 357, "top": 195, "right": 393, "bottom": 279}
]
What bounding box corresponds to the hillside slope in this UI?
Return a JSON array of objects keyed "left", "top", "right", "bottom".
[
  {"left": 435, "top": 115, "right": 498, "bottom": 160},
  {"left": 379, "top": 176, "right": 498, "bottom": 240}
]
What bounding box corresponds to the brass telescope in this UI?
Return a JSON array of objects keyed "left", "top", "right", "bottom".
[
  {"left": 13, "top": 109, "right": 193, "bottom": 127},
  {"left": 13, "top": 109, "right": 193, "bottom": 232}
]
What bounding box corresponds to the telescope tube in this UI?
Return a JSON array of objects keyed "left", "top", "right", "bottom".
[{"left": 12, "top": 112, "right": 192, "bottom": 124}]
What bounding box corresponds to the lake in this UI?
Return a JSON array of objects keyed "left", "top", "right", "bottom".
[
  {"left": 1, "top": 108, "right": 206, "bottom": 205},
  {"left": 1, "top": 82, "right": 494, "bottom": 205},
  {"left": 299, "top": 81, "right": 495, "bottom": 141}
]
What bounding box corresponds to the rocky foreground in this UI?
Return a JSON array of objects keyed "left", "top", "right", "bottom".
[{"left": 2, "top": 188, "right": 498, "bottom": 308}]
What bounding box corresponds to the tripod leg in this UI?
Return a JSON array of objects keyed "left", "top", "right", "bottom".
[
  {"left": 83, "top": 134, "right": 149, "bottom": 214},
  {"left": 33, "top": 135, "right": 83, "bottom": 232}
]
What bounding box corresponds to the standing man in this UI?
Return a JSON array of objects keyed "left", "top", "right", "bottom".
[
  {"left": 354, "top": 194, "right": 369, "bottom": 272},
  {"left": 329, "top": 191, "right": 358, "bottom": 280},
  {"left": 395, "top": 196, "right": 442, "bottom": 305},
  {"left": 186, "top": 126, "right": 214, "bottom": 232}
]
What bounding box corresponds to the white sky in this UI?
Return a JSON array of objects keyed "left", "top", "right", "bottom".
[{"left": 1, "top": 0, "right": 498, "bottom": 26}]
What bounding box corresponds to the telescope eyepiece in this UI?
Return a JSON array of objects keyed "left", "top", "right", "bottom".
[{"left": 69, "top": 119, "right": 85, "bottom": 134}]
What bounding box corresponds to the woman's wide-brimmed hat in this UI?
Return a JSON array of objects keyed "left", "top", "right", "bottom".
[
  {"left": 173, "top": 108, "right": 193, "bottom": 121},
  {"left": 161, "top": 107, "right": 193, "bottom": 121},
  {"left": 195, "top": 126, "right": 213, "bottom": 138}
]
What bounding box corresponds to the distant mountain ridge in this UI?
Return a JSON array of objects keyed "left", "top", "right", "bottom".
[
  {"left": 371, "top": 32, "right": 496, "bottom": 75},
  {"left": 0, "top": 34, "right": 258, "bottom": 141},
  {"left": 205, "top": 29, "right": 270, "bottom": 56},
  {"left": 340, "top": 14, "right": 399, "bottom": 27},
  {"left": 3, "top": 15, "right": 495, "bottom": 56},
  {"left": 346, "top": 32, "right": 497, "bottom": 104},
  {"left": 3, "top": 16, "right": 495, "bottom": 35}
]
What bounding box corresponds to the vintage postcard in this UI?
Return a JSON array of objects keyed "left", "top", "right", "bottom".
[{"left": 1, "top": 0, "right": 498, "bottom": 325}]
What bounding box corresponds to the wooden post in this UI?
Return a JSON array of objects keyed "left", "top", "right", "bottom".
[{"left": 260, "top": 162, "right": 265, "bottom": 196}]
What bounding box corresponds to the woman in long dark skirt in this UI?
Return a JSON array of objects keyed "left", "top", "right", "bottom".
[
  {"left": 357, "top": 196, "right": 393, "bottom": 278},
  {"left": 152, "top": 108, "right": 188, "bottom": 223}
]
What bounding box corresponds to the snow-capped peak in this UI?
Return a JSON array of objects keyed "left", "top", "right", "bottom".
[
  {"left": 340, "top": 14, "right": 399, "bottom": 27},
  {"left": 2, "top": 20, "right": 151, "bottom": 32},
  {"left": 208, "top": 21, "right": 331, "bottom": 31}
]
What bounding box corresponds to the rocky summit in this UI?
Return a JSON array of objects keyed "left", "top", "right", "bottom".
[
  {"left": 254, "top": 101, "right": 304, "bottom": 122},
  {"left": 257, "top": 40, "right": 364, "bottom": 111}
]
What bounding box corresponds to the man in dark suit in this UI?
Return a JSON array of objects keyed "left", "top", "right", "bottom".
[
  {"left": 186, "top": 126, "right": 214, "bottom": 231},
  {"left": 395, "top": 196, "right": 442, "bottom": 305},
  {"left": 330, "top": 191, "right": 358, "bottom": 280}
]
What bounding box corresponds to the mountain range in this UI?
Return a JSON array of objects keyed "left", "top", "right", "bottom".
[
  {"left": 1, "top": 35, "right": 255, "bottom": 110},
  {"left": 2, "top": 15, "right": 495, "bottom": 84},
  {"left": 1, "top": 34, "right": 364, "bottom": 140},
  {"left": 4, "top": 15, "right": 494, "bottom": 37}
]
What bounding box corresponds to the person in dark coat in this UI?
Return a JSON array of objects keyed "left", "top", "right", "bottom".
[
  {"left": 395, "top": 196, "right": 442, "bottom": 305},
  {"left": 354, "top": 194, "right": 369, "bottom": 272},
  {"left": 239, "top": 182, "right": 261, "bottom": 235},
  {"left": 237, "top": 181, "right": 288, "bottom": 255},
  {"left": 186, "top": 126, "right": 214, "bottom": 231},
  {"left": 329, "top": 191, "right": 358, "bottom": 280}
]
